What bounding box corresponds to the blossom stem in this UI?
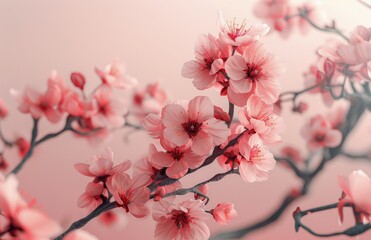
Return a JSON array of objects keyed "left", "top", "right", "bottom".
[
  {"left": 358, "top": 0, "right": 371, "bottom": 9},
  {"left": 298, "top": 9, "right": 349, "bottom": 41},
  {"left": 54, "top": 201, "right": 117, "bottom": 240},
  {"left": 0, "top": 122, "right": 14, "bottom": 147},
  {"left": 226, "top": 102, "right": 234, "bottom": 127},
  {"left": 155, "top": 169, "right": 239, "bottom": 203},
  {"left": 293, "top": 202, "right": 371, "bottom": 237}
]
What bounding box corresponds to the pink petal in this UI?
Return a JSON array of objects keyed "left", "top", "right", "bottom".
[
  {"left": 163, "top": 125, "right": 190, "bottom": 147},
  {"left": 239, "top": 161, "right": 257, "bottom": 183},
  {"left": 225, "top": 55, "right": 247, "bottom": 80},
  {"left": 188, "top": 96, "right": 214, "bottom": 122},
  {"left": 74, "top": 163, "right": 95, "bottom": 177},
  {"left": 151, "top": 151, "right": 174, "bottom": 168},
  {"left": 162, "top": 104, "right": 188, "bottom": 127},
  {"left": 191, "top": 131, "right": 214, "bottom": 156},
  {"left": 166, "top": 160, "right": 188, "bottom": 179}
]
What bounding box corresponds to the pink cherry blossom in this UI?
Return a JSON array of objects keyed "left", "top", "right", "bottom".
[
  {"left": 338, "top": 170, "right": 371, "bottom": 223},
  {"left": 281, "top": 146, "right": 302, "bottom": 164},
  {"left": 182, "top": 34, "right": 224, "bottom": 90},
  {"left": 74, "top": 148, "right": 131, "bottom": 183},
  {"left": 90, "top": 85, "right": 128, "bottom": 128},
  {"left": 11, "top": 84, "right": 63, "bottom": 123},
  {"left": 218, "top": 12, "right": 270, "bottom": 47},
  {"left": 77, "top": 182, "right": 104, "bottom": 211},
  {"left": 238, "top": 94, "right": 284, "bottom": 145},
  {"left": 0, "top": 175, "right": 61, "bottom": 239},
  {"left": 161, "top": 96, "right": 230, "bottom": 155},
  {"left": 212, "top": 202, "right": 237, "bottom": 225},
  {"left": 301, "top": 114, "right": 342, "bottom": 151},
  {"left": 64, "top": 230, "right": 98, "bottom": 240},
  {"left": 0, "top": 99, "right": 8, "bottom": 119},
  {"left": 132, "top": 82, "right": 168, "bottom": 120},
  {"left": 95, "top": 59, "right": 137, "bottom": 89},
  {"left": 152, "top": 200, "right": 210, "bottom": 240},
  {"left": 108, "top": 173, "right": 150, "bottom": 218},
  {"left": 238, "top": 134, "right": 276, "bottom": 183},
  {"left": 225, "top": 42, "right": 282, "bottom": 104},
  {"left": 149, "top": 141, "right": 206, "bottom": 179}
]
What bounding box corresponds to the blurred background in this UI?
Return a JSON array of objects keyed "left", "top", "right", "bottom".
[{"left": 1, "top": 0, "right": 371, "bottom": 239}]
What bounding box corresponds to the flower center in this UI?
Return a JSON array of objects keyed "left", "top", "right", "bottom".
[
  {"left": 226, "top": 18, "right": 247, "bottom": 41},
  {"left": 245, "top": 63, "right": 262, "bottom": 82},
  {"left": 169, "top": 148, "right": 184, "bottom": 161},
  {"left": 314, "top": 133, "right": 326, "bottom": 142},
  {"left": 182, "top": 121, "right": 202, "bottom": 138},
  {"left": 118, "top": 192, "right": 132, "bottom": 212},
  {"left": 171, "top": 210, "right": 190, "bottom": 229}
]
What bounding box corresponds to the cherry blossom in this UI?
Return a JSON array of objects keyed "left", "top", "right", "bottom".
[
  {"left": 152, "top": 200, "right": 210, "bottom": 240},
  {"left": 301, "top": 114, "right": 342, "bottom": 151},
  {"left": 212, "top": 202, "right": 237, "bottom": 225},
  {"left": 95, "top": 59, "right": 137, "bottom": 89},
  {"left": 160, "top": 96, "right": 230, "bottom": 155},
  {"left": 108, "top": 173, "right": 150, "bottom": 218},
  {"left": 225, "top": 42, "right": 282, "bottom": 104},
  {"left": 238, "top": 134, "right": 276, "bottom": 183}
]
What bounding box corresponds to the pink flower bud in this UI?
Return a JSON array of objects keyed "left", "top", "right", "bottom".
[
  {"left": 214, "top": 106, "right": 230, "bottom": 122},
  {"left": 0, "top": 99, "right": 8, "bottom": 119},
  {"left": 71, "top": 72, "right": 86, "bottom": 90},
  {"left": 212, "top": 202, "right": 237, "bottom": 225}
]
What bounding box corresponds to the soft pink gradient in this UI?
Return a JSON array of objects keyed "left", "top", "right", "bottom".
[{"left": 1, "top": 0, "right": 371, "bottom": 239}]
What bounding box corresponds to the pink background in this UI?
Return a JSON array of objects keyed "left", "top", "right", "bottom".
[{"left": 1, "top": 0, "right": 371, "bottom": 239}]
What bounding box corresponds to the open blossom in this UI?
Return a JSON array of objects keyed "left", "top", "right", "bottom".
[
  {"left": 132, "top": 82, "right": 168, "bottom": 119},
  {"left": 11, "top": 84, "right": 63, "bottom": 123},
  {"left": 160, "top": 96, "right": 230, "bottom": 155},
  {"left": 90, "top": 85, "right": 128, "bottom": 128},
  {"left": 77, "top": 182, "right": 104, "bottom": 211},
  {"left": 238, "top": 95, "right": 284, "bottom": 145},
  {"left": 218, "top": 12, "right": 270, "bottom": 47},
  {"left": 152, "top": 200, "right": 210, "bottom": 240},
  {"left": 108, "top": 173, "right": 150, "bottom": 218},
  {"left": 0, "top": 175, "right": 61, "bottom": 239},
  {"left": 0, "top": 99, "right": 8, "bottom": 119},
  {"left": 182, "top": 34, "right": 224, "bottom": 90},
  {"left": 141, "top": 113, "right": 163, "bottom": 139},
  {"left": 149, "top": 141, "right": 206, "bottom": 179},
  {"left": 212, "top": 202, "right": 237, "bottom": 225},
  {"left": 74, "top": 148, "right": 131, "bottom": 183},
  {"left": 338, "top": 170, "right": 371, "bottom": 223},
  {"left": 301, "top": 114, "right": 342, "bottom": 151},
  {"left": 95, "top": 59, "right": 137, "bottom": 89},
  {"left": 238, "top": 134, "right": 276, "bottom": 183},
  {"left": 225, "top": 42, "right": 282, "bottom": 104}
]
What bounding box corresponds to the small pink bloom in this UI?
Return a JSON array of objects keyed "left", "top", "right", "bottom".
[
  {"left": 281, "top": 146, "right": 302, "bottom": 164},
  {"left": 77, "top": 182, "right": 104, "bottom": 212},
  {"left": 338, "top": 170, "right": 371, "bottom": 223},
  {"left": 70, "top": 72, "right": 86, "bottom": 90},
  {"left": 161, "top": 96, "right": 230, "bottom": 156},
  {"left": 225, "top": 42, "right": 282, "bottom": 104},
  {"left": 0, "top": 175, "right": 62, "bottom": 239},
  {"left": 64, "top": 230, "right": 98, "bottom": 240},
  {"left": 74, "top": 148, "right": 131, "bottom": 183},
  {"left": 301, "top": 114, "right": 342, "bottom": 151},
  {"left": 218, "top": 12, "right": 270, "bottom": 47},
  {"left": 238, "top": 134, "right": 276, "bottom": 183},
  {"left": 95, "top": 59, "right": 137, "bottom": 89},
  {"left": 108, "top": 173, "right": 150, "bottom": 218},
  {"left": 152, "top": 200, "right": 210, "bottom": 240},
  {"left": 212, "top": 202, "right": 237, "bottom": 225},
  {"left": 132, "top": 82, "right": 168, "bottom": 120},
  {"left": 238, "top": 94, "right": 284, "bottom": 145},
  {"left": 90, "top": 85, "right": 128, "bottom": 128},
  {"left": 149, "top": 141, "right": 206, "bottom": 179},
  {"left": 0, "top": 99, "right": 8, "bottom": 119},
  {"left": 182, "top": 34, "right": 224, "bottom": 90},
  {"left": 11, "top": 84, "right": 63, "bottom": 123}
]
